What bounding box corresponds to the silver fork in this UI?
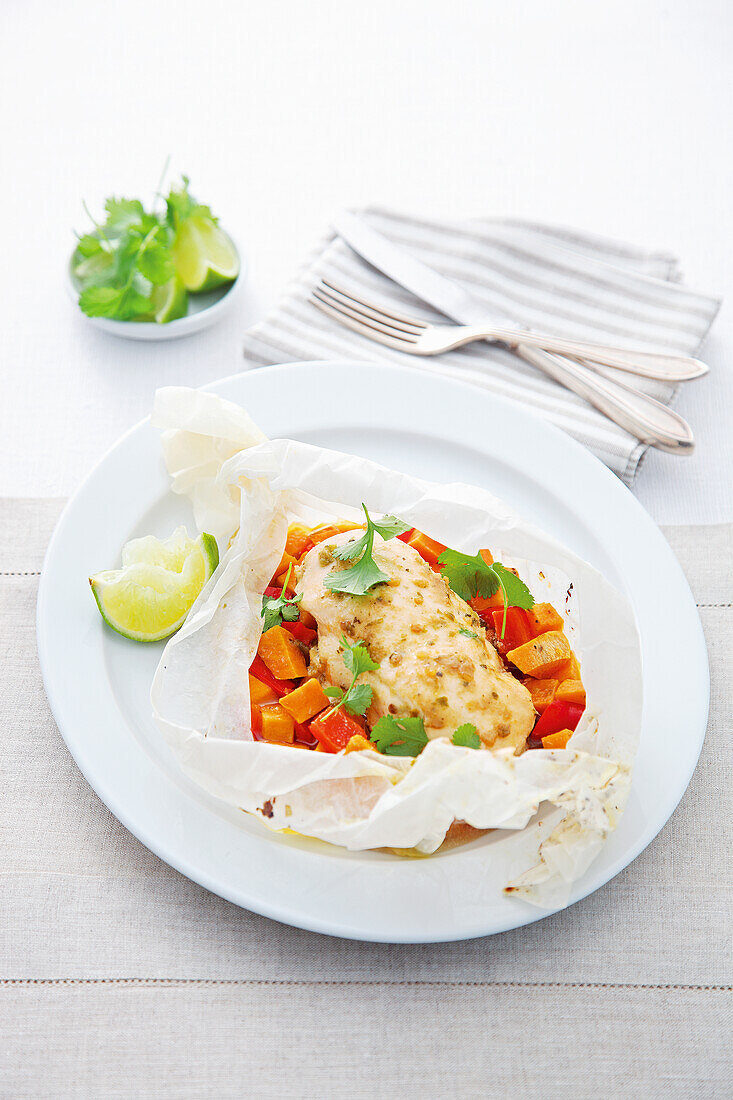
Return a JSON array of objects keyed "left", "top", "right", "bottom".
[
  {"left": 310, "top": 280, "right": 696, "bottom": 453},
  {"left": 311, "top": 281, "right": 706, "bottom": 381}
]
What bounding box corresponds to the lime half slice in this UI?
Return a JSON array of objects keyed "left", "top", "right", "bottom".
[
  {"left": 90, "top": 528, "right": 219, "bottom": 642},
  {"left": 151, "top": 276, "right": 188, "bottom": 323},
  {"left": 172, "top": 216, "right": 239, "bottom": 292}
]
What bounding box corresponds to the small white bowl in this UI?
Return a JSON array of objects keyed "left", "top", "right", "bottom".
[{"left": 67, "top": 244, "right": 246, "bottom": 341}]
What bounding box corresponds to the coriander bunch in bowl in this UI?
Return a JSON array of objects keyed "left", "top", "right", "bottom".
[{"left": 71, "top": 176, "right": 239, "bottom": 325}]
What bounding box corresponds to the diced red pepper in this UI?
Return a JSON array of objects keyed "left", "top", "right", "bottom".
[
  {"left": 264, "top": 585, "right": 283, "bottom": 599},
  {"left": 531, "top": 700, "right": 585, "bottom": 741},
  {"left": 293, "top": 721, "right": 318, "bottom": 748},
  {"left": 397, "top": 528, "right": 415, "bottom": 543},
  {"left": 249, "top": 654, "right": 296, "bottom": 698},
  {"left": 282, "top": 620, "right": 317, "bottom": 647},
  {"left": 309, "top": 708, "right": 366, "bottom": 753},
  {"left": 490, "top": 606, "right": 533, "bottom": 655}
]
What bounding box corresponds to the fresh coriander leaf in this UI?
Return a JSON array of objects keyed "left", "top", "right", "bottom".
[
  {"left": 78, "top": 285, "right": 123, "bottom": 317},
  {"left": 370, "top": 514, "right": 411, "bottom": 540},
  {"left": 438, "top": 549, "right": 498, "bottom": 602},
  {"left": 452, "top": 723, "right": 481, "bottom": 749},
  {"left": 282, "top": 602, "right": 300, "bottom": 623},
  {"left": 261, "top": 600, "right": 283, "bottom": 633},
  {"left": 340, "top": 636, "right": 380, "bottom": 678},
  {"left": 137, "top": 240, "right": 176, "bottom": 285},
  {"left": 438, "top": 549, "right": 534, "bottom": 640},
  {"left": 323, "top": 686, "right": 344, "bottom": 701},
  {"left": 165, "top": 176, "right": 216, "bottom": 229},
  {"left": 342, "top": 682, "right": 373, "bottom": 716},
  {"left": 115, "top": 284, "right": 153, "bottom": 321},
  {"left": 458, "top": 627, "right": 478, "bottom": 639},
  {"left": 324, "top": 553, "right": 389, "bottom": 595},
  {"left": 104, "top": 197, "right": 145, "bottom": 234},
  {"left": 330, "top": 505, "right": 408, "bottom": 564},
  {"left": 490, "top": 564, "right": 533, "bottom": 610},
  {"left": 370, "top": 715, "right": 428, "bottom": 757},
  {"left": 332, "top": 530, "right": 369, "bottom": 563},
  {"left": 76, "top": 233, "right": 103, "bottom": 258}
]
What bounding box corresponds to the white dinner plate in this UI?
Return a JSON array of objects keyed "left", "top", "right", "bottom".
[{"left": 37, "top": 361, "right": 709, "bottom": 942}]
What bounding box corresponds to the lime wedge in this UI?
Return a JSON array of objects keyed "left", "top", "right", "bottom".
[
  {"left": 172, "top": 216, "right": 239, "bottom": 292},
  {"left": 89, "top": 528, "right": 219, "bottom": 642},
  {"left": 151, "top": 276, "right": 188, "bottom": 323}
]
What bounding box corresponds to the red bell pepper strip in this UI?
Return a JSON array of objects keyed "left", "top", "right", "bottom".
[
  {"left": 531, "top": 700, "right": 585, "bottom": 741},
  {"left": 397, "top": 528, "right": 415, "bottom": 543},
  {"left": 249, "top": 655, "right": 295, "bottom": 698},
  {"left": 490, "top": 607, "right": 533, "bottom": 654},
  {"left": 282, "top": 620, "right": 317, "bottom": 647},
  {"left": 309, "top": 708, "right": 366, "bottom": 753}
]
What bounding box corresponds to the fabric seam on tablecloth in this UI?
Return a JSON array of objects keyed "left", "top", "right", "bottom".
[{"left": 1, "top": 979, "right": 730, "bottom": 991}]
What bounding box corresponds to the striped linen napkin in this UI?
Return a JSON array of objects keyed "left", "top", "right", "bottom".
[{"left": 242, "top": 207, "right": 721, "bottom": 484}]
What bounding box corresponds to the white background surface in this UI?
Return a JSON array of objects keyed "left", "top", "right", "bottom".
[{"left": 2, "top": 0, "right": 731, "bottom": 522}]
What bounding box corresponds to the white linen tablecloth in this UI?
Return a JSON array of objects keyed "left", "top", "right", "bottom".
[{"left": 2, "top": 498, "right": 731, "bottom": 1097}]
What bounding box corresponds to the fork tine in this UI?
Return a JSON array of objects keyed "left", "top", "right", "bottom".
[
  {"left": 311, "top": 286, "right": 419, "bottom": 344},
  {"left": 319, "top": 280, "right": 426, "bottom": 334},
  {"left": 309, "top": 294, "right": 415, "bottom": 351}
]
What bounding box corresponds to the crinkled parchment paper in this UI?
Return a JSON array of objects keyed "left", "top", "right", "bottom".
[{"left": 150, "top": 386, "right": 642, "bottom": 905}]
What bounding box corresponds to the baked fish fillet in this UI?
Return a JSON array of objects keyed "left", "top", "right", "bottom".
[{"left": 296, "top": 532, "right": 535, "bottom": 752}]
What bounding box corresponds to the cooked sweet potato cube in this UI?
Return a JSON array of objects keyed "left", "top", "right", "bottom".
[
  {"left": 506, "top": 630, "right": 573, "bottom": 678},
  {"left": 525, "top": 678, "right": 559, "bottom": 714},
  {"left": 257, "top": 625, "right": 308, "bottom": 680},
  {"left": 557, "top": 655, "right": 582, "bottom": 681},
  {"left": 285, "top": 523, "right": 313, "bottom": 559},
  {"left": 272, "top": 549, "right": 296, "bottom": 584},
  {"left": 280, "top": 678, "right": 330, "bottom": 724},
  {"left": 527, "top": 602, "right": 564, "bottom": 636},
  {"left": 260, "top": 703, "right": 295, "bottom": 744},
  {"left": 541, "top": 728, "right": 573, "bottom": 749},
  {"left": 404, "top": 529, "right": 447, "bottom": 568},
  {"left": 249, "top": 674, "right": 277, "bottom": 705},
  {"left": 344, "top": 734, "right": 374, "bottom": 754},
  {"left": 309, "top": 522, "right": 362, "bottom": 547},
  {"left": 555, "top": 679, "right": 586, "bottom": 705},
  {"left": 471, "top": 591, "right": 505, "bottom": 612}
]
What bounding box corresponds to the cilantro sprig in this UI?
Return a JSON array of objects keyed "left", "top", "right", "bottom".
[
  {"left": 323, "top": 636, "right": 379, "bottom": 717},
  {"left": 437, "top": 549, "right": 534, "bottom": 638},
  {"left": 369, "top": 715, "right": 484, "bottom": 756},
  {"left": 261, "top": 564, "right": 302, "bottom": 632},
  {"left": 324, "top": 505, "right": 410, "bottom": 596}
]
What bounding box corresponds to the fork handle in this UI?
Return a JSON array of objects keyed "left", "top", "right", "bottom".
[
  {"left": 516, "top": 344, "right": 694, "bottom": 453},
  {"left": 486, "top": 327, "right": 707, "bottom": 382}
]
